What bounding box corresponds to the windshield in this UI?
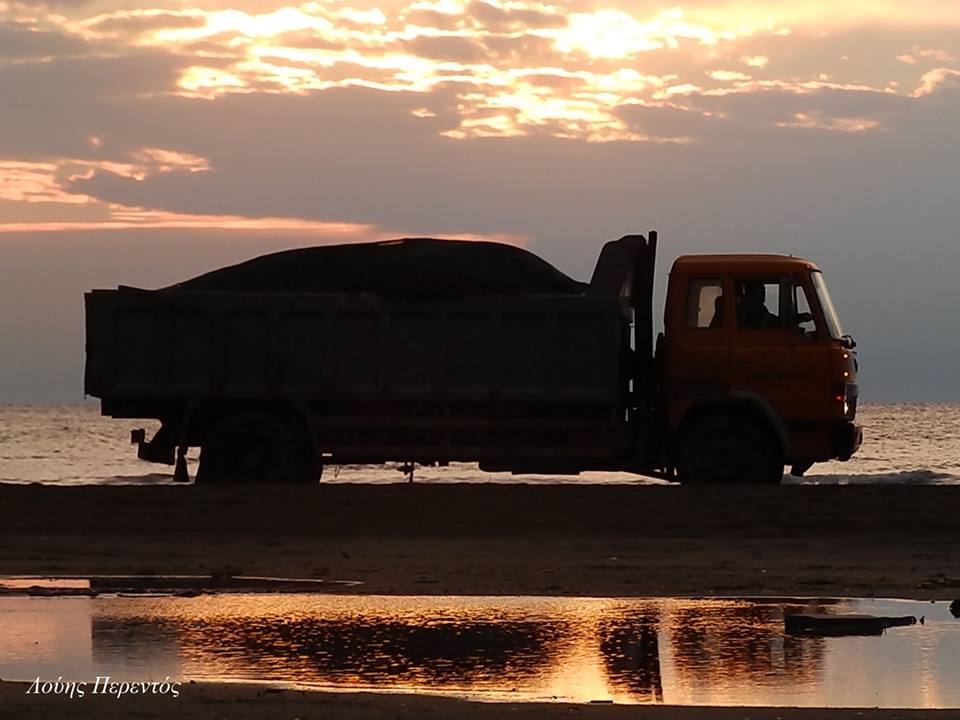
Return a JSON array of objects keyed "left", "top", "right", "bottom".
[{"left": 811, "top": 271, "right": 844, "bottom": 340}]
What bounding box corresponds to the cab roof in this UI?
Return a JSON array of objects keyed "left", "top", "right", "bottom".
[{"left": 671, "top": 254, "right": 820, "bottom": 274}]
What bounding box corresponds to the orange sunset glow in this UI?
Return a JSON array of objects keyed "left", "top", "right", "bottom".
[{"left": 2, "top": 0, "right": 959, "bottom": 233}]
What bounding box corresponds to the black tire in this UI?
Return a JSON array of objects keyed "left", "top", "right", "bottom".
[
  {"left": 678, "top": 412, "right": 783, "bottom": 485},
  {"left": 196, "top": 413, "right": 321, "bottom": 484}
]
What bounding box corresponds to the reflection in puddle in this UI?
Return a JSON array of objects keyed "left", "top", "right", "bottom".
[
  {"left": 0, "top": 595, "right": 958, "bottom": 707},
  {"left": 0, "top": 578, "right": 92, "bottom": 591}
]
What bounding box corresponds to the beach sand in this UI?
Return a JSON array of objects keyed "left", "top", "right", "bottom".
[
  {"left": 2, "top": 482, "right": 959, "bottom": 718},
  {"left": 2, "top": 681, "right": 960, "bottom": 720}
]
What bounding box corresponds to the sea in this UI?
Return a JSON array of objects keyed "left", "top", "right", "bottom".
[{"left": 0, "top": 404, "right": 957, "bottom": 486}]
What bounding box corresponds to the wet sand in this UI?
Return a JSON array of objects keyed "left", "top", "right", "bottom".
[
  {"left": 2, "top": 483, "right": 959, "bottom": 598},
  {"left": 2, "top": 682, "right": 959, "bottom": 720},
  {"left": 2, "top": 483, "right": 960, "bottom": 718}
]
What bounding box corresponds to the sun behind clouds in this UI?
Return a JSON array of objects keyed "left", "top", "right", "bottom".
[
  {"left": 1, "top": 0, "right": 958, "bottom": 232},
  {"left": 47, "top": 0, "right": 957, "bottom": 140}
]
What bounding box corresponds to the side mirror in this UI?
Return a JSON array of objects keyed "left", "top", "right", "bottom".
[{"left": 842, "top": 334, "right": 857, "bottom": 349}]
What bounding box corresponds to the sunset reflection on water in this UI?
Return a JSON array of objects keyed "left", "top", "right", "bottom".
[{"left": 1, "top": 594, "right": 958, "bottom": 708}]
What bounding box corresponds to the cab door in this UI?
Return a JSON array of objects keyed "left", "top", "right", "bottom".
[
  {"left": 664, "top": 276, "right": 732, "bottom": 426},
  {"left": 729, "top": 275, "right": 830, "bottom": 423}
]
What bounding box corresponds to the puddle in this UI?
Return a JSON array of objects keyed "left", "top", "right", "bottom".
[{"left": 0, "top": 594, "right": 958, "bottom": 708}]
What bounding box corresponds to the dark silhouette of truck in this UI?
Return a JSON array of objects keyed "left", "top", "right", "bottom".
[{"left": 84, "top": 233, "right": 861, "bottom": 484}]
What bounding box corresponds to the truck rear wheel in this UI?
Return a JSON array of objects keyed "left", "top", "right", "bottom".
[
  {"left": 678, "top": 412, "right": 783, "bottom": 485},
  {"left": 196, "top": 413, "right": 320, "bottom": 484}
]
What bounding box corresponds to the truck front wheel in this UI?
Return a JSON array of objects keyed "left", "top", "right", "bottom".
[
  {"left": 678, "top": 412, "right": 783, "bottom": 485},
  {"left": 196, "top": 413, "right": 320, "bottom": 484}
]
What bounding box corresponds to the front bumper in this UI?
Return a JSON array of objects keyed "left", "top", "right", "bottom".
[{"left": 832, "top": 421, "right": 863, "bottom": 461}]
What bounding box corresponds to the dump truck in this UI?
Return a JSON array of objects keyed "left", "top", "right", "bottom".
[{"left": 84, "top": 232, "right": 861, "bottom": 484}]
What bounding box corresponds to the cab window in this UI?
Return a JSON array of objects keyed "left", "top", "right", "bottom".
[
  {"left": 736, "top": 276, "right": 820, "bottom": 337},
  {"left": 736, "top": 279, "right": 781, "bottom": 330},
  {"left": 793, "top": 282, "right": 817, "bottom": 339},
  {"left": 687, "top": 279, "right": 724, "bottom": 328}
]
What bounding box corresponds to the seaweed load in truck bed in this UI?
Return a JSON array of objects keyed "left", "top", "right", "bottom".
[{"left": 161, "top": 238, "right": 587, "bottom": 299}]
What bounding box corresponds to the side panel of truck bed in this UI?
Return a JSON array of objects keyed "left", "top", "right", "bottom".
[{"left": 85, "top": 290, "right": 629, "bottom": 409}]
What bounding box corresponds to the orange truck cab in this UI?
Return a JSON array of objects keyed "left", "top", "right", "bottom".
[{"left": 659, "top": 254, "right": 862, "bottom": 484}]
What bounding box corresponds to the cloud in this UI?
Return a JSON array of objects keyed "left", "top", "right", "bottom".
[
  {"left": 267, "top": 29, "right": 350, "bottom": 51},
  {"left": 741, "top": 55, "right": 769, "bottom": 68},
  {"left": 480, "top": 33, "right": 561, "bottom": 66},
  {"left": 466, "top": 0, "right": 566, "bottom": 31},
  {"left": 708, "top": 69, "right": 751, "bottom": 82},
  {"left": 0, "top": 8, "right": 954, "bottom": 234},
  {"left": 913, "top": 67, "right": 960, "bottom": 96},
  {"left": 5, "top": 0, "right": 101, "bottom": 8},
  {"left": 84, "top": 11, "right": 207, "bottom": 36},
  {"left": 0, "top": 20, "right": 90, "bottom": 58},
  {"left": 615, "top": 103, "right": 720, "bottom": 140},
  {"left": 0, "top": 196, "right": 110, "bottom": 224},
  {"left": 401, "top": 8, "right": 465, "bottom": 31},
  {"left": 681, "top": 84, "right": 909, "bottom": 132},
  {"left": 5, "top": 2, "right": 953, "bottom": 143},
  {"left": 0, "top": 51, "right": 195, "bottom": 160},
  {"left": 728, "top": 24, "right": 960, "bottom": 92},
  {"left": 403, "top": 34, "right": 488, "bottom": 63},
  {"left": 516, "top": 72, "right": 586, "bottom": 92}
]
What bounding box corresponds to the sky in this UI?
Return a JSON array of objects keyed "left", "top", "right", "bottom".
[{"left": 1, "top": 0, "right": 958, "bottom": 403}]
